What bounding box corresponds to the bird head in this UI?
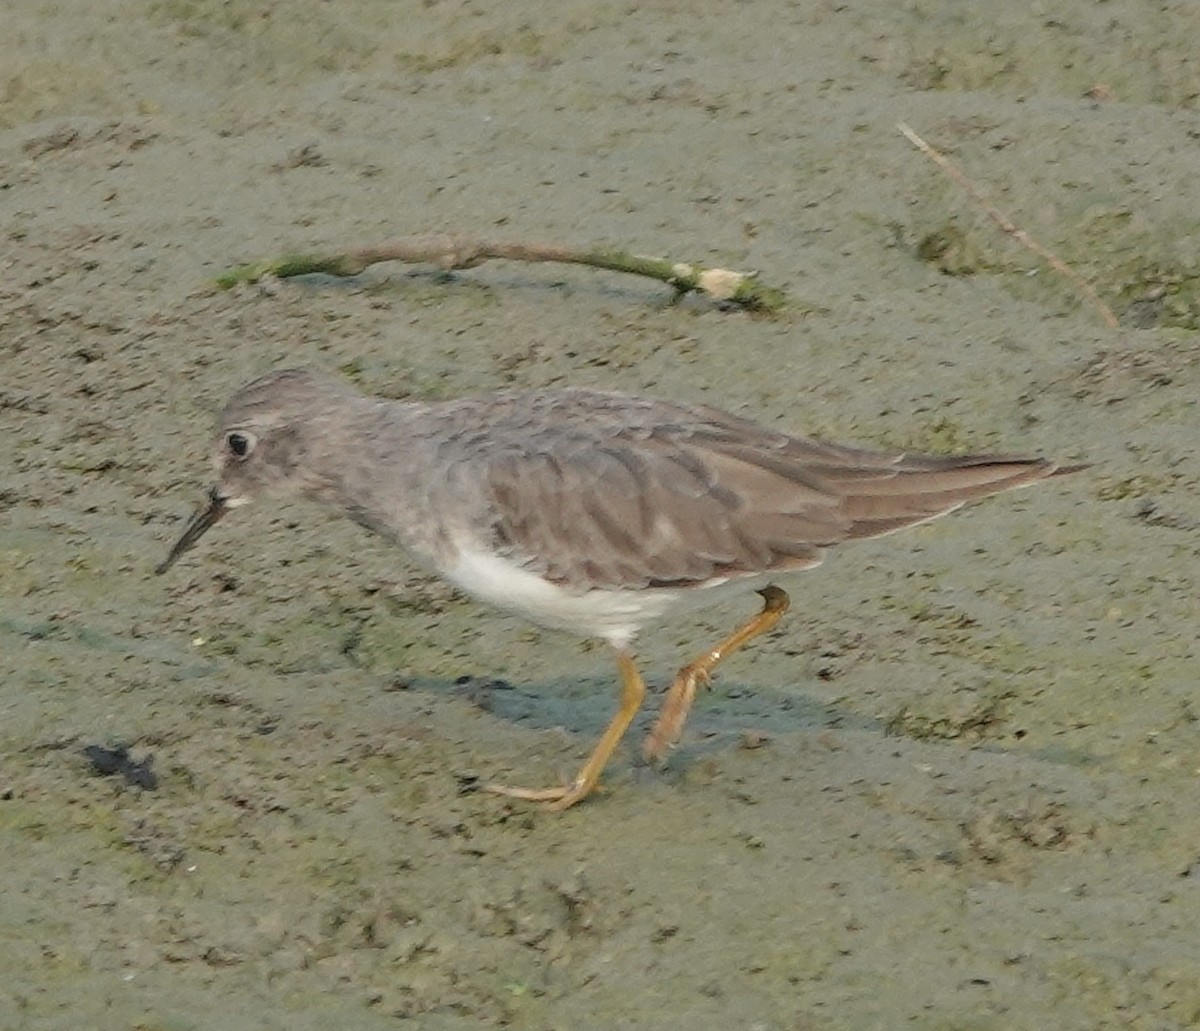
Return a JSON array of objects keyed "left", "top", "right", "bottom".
[{"left": 156, "top": 368, "right": 354, "bottom": 574}]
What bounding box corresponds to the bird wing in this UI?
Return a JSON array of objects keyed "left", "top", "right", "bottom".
[{"left": 481, "top": 403, "right": 1061, "bottom": 591}]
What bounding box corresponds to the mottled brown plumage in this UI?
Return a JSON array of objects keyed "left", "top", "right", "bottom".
[{"left": 159, "top": 368, "right": 1081, "bottom": 809}]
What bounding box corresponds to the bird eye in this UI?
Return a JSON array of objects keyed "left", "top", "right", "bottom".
[{"left": 226, "top": 431, "right": 255, "bottom": 459}]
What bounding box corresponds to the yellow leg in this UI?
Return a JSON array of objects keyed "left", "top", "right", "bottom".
[
  {"left": 484, "top": 650, "right": 646, "bottom": 811},
  {"left": 642, "top": 585, "right": 790, "bottom": 764}
]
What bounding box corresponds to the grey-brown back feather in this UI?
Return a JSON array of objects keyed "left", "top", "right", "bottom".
[{"left": 471, "top": 391, "right": 1072, "bottom": 590}]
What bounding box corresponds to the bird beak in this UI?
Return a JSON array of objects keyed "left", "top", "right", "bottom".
[{"left": 156, "top": 486, "right": 231, "bottom": 574}]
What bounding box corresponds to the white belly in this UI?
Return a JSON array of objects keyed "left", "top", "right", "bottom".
[{"left": 444, "top": 545, "right": 692, "bottom": 649}]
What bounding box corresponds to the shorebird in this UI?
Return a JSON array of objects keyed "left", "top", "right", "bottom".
[{"left": 158, "top": 369, "right": 1080, "bottom": 810}]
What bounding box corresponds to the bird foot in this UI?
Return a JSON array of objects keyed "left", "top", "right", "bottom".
[
  {"left": 482, "top": 776, "right": 598, "bottom": 811},
  {"left": 642, "top": 664, "right": 711, "bottom": 764}
]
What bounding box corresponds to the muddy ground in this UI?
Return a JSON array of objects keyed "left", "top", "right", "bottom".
[{"left": 3, "top": 2, "right": 1199, "bottom": 1028}]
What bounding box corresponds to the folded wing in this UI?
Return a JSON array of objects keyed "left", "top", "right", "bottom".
[{"left": 484, "top": 408, "right": 1072, "bottom": 591}]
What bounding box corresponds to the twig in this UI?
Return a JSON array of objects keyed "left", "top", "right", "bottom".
[
  {"left": 215, "top": 234, "right": 789, "bottom": 314},
  {"left": 898, "top": 122, "right": 1119, "bottom": 328}
]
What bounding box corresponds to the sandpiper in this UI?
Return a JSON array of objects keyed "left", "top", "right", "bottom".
[{"left": 158, "top": 369, "right": 1080, "bottom": 810}]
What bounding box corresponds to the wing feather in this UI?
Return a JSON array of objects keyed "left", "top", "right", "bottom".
[{"left": 476, "top": 395, "right": 1068, "bottom": 590}]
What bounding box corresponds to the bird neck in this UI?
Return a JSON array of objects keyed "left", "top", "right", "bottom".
[{"left": 305, "top": 398, "right": 441, "bottom": 547}]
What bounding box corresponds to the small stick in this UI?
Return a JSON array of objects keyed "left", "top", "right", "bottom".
[
  {"left": 215, "top": 234, "right": 790, "bottom": 314},
  {"left": 898, "top": 122, "right": 1119, "bottom": 329}
]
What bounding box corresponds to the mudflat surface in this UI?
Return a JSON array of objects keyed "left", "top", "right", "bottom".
[{"left": 3, "top": 3, "right": 1199, "bottom": 1028}]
